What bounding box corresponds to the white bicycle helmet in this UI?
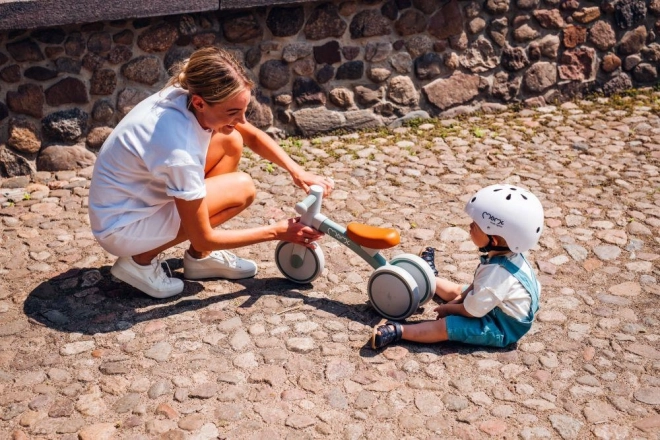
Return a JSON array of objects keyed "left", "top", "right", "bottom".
[{"left": 464, "top": 184, "right": 544, "bottom": 253}]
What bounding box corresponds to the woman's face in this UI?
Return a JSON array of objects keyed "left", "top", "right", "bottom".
[
  {"left": 191, "top": 89, "right": 250, "bottom": 134},
  {"left": 469, "top": 221, "right": 490, "bottom": 248}
]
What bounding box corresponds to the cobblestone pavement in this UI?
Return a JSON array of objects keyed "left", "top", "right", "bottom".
[{"left": 1, "top": 92, "right": 660, "bottom": 440}]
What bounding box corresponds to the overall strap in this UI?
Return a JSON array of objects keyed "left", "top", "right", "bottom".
[{"left": 482, "top": 254, "right": 539, "bottom": 314}]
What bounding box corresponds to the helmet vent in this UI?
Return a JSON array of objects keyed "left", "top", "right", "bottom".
[
  {"left": 536, "top": 227, "right": 540, "bottom": 233},
  {"left": 471, "top": 197, "right": 476, "bottom": 203},
  {"left": 506, "top": 194, "right": 512, "bottom": 200},
  {"left": 494, "top": 189, "right": 502, "bottom": 192},
  {"left": 522, "top": 194, "right": 528, "bottom": 200}
]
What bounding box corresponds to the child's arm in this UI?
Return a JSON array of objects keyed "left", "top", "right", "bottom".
[
  {"left": 446, "top": 283, "right": 473, "bottom": 304},
  {"left": 434, "top": 303, "right": 475, "bottom": 319}
]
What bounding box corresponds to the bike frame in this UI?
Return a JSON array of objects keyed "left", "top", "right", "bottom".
[{"left": 291, "top": 185, "right": 388, "bottom": 270}]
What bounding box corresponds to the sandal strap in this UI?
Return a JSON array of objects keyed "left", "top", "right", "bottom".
[
  {"left": 387, "top": 321, "right": 402, "bottom": 340},
  {"left": 420, "top": 246, "right": 439, "bottom": 276},
  {"left": 373, "top": 320, "right": 403, "bottom": 349}
]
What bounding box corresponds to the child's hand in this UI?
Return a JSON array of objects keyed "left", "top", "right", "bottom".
[{"left": 434, "top": 305, "right": 450, "bottom": 319}]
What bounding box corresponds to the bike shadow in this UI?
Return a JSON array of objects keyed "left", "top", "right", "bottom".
[{"left": 23, "top": 260, "right": 380, "bottom": 335}]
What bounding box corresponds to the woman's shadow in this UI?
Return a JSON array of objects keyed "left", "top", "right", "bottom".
[{"left": 23, "top": 259, "right": 379, "bottom": 336}]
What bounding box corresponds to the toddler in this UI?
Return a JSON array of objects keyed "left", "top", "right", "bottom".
[{"left": 371, "top": 184, "right": 544, "bottom": 349}]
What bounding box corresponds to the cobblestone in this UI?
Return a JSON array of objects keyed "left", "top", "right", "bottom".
[{"left": 1, "top": 92, "right": 660, "bottom": 438}]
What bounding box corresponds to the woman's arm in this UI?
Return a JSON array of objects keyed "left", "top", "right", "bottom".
[
  {"left": 236, "top": 121, "right": 303, "bottom": 177},
  {"left": 174, "top": 197, "right": 322, "bottom": 252},
  {"left": 236, "top": 122, "right": 334, "bottom": 195}
]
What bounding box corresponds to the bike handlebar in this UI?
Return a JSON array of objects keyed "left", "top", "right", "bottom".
[
  {"left": 295, "top": 194, "right": 318, "bottom": 216},
  {"left": 296, "top": 185, "right": 324, "bottom": 227}
]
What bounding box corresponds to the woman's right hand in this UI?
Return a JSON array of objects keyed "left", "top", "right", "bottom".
[{"left": 274, "top": 217, "right": 324, "bottom": 248}]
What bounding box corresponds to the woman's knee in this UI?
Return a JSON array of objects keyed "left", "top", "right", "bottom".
[
  {"left": 235, "top": 172, "right": 256, "bottom": 204},
  {"left": 205, "top": 131, "right": 245, "bottom": 176},
  {"left": 221, "top": 131, "right": 244, "bottom": 157}
]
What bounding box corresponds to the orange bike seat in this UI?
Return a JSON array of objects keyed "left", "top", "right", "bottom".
[{"left": 346, "top": 222, "right": 400, "bottom": 250}]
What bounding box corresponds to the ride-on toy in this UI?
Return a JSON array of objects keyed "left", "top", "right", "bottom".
[{"left": 275, "top": 185, "right": 436, "bottom": 320}]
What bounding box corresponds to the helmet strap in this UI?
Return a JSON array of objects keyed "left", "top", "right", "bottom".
[{"left": 479, "top": 235, "right": 510, "bottom": 253}]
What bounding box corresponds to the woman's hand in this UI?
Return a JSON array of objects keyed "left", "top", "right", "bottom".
[
  {"left": 291, "top": 170, "right": 334, "bottom": 196},
  {"left": 274, "top": 217, "right": 324, "bottom": 248}
]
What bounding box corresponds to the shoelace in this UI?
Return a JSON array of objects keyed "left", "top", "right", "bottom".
[
  {"left": 210, "top": 250, "right": 238, "bottom": 267},
  {"left": 153, "top": 253, "right": 175, "bottom": 283}
]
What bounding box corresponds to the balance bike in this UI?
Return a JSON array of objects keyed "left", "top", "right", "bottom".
[{"left": 274, "top": 185, "right": 436, "bottom": 320}]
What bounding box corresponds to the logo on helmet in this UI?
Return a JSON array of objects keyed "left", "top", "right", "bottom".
[{"left": 482, "top": 212, "right": 504, "bottom": 227}]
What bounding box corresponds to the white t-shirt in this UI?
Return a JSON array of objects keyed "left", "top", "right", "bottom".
[
  {"left": 89, "top": 86, "right": 213, "bottom": 240},
  {"left": 463, "top": 253, "right": 539, "bottom": 320}
]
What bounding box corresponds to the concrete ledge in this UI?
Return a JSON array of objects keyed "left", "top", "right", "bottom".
[{"left": 0, "top": 0, "right": 220, "bottom": 30}]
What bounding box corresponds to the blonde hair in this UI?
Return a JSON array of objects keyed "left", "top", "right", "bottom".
[{"left": 166, "top": 47, "right": 254, "bottom": 104}]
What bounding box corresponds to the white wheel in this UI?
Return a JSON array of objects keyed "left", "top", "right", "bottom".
[
  {"left": 275, "top": 241, "right": 325, "bottom": 284},
  {"left": 389, "top": 253, "right": 437, "bottom": 305},
  {"left": 368, "top": 265, "right": 420, "bottom": 320}
]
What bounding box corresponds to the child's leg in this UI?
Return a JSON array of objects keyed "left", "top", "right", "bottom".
[
  {"left": 434, "top": 278, "right": 464, "bottom": 302},
  {"left": 402, "top": 319, "right": 449, "bottom": 343},
  {"left": 419, "top": 247, "right": 463, "bottom": 302},
  {"left": 371, "top": 318, "right": 449, "bottom": 349}
]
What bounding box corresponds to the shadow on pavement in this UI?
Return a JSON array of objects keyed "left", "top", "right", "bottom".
[
  {"left": 22, "top": 260, "right": 378, "bottom": 335},
  {"left": 357, "top": 333, "right": 518, "bottom": 359}
]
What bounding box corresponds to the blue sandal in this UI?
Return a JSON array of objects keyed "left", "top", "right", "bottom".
[
  {"left": 419, "top": 246, "right": 439, "bottom": 276},
  {"left": 371, "top": 320, "right": 403, "bottom": 349}
]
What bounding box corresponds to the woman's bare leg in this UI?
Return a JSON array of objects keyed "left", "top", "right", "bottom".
[
  {"left": 205, "top": 129, "right": 244, "bottom": 177},
  {"left": 132, "top": 130, "right": 253, "bottom": 264}
]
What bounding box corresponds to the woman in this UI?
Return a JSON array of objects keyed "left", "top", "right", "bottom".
[{"left": 89, "top": 47, "right": 331, "bottom": 299}]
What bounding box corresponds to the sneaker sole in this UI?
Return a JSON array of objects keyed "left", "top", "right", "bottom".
[
  {"left": 184, "top": 267, "right": 257, "bottom": 280},
  {"left": 111, "top": 263, "right": 183, "bottom": 299}
]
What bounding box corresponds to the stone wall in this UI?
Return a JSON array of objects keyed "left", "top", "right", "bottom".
[{"left": 1, "top": 0, "right": 659, "bottom": 177}]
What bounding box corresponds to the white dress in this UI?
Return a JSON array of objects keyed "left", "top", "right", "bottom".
[{"left": 88, "top": 86, "right": 212, "bottom": 257}]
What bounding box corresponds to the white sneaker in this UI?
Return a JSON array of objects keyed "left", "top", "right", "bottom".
[
  {"left": 184, "top": 250, "right": 258, "bottom": 280},
  {"left": 111, "top": 255, "right": 184, "bottom": 299}
]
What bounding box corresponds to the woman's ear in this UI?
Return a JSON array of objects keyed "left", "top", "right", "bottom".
[{"left": 190, "top": 95, "right": 205, "bottom": 111}]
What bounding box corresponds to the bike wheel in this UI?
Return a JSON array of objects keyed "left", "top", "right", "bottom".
[
  {"left": 368, "top": 265, "right": 420, "bottom": 320},
  {"left": 275, "top": 241, "right": 325, "bottom": 284},
  {"left": 389, "top": 253, "right": 437, "bottom": 305}
]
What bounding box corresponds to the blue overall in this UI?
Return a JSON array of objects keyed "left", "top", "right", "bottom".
[{"left": 445, "top": 254, "right": 540, "bottom": 348}]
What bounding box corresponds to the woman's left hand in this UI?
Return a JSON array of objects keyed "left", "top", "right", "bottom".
[{"left": 292, "top": 170, "right": 335, "bottom": 196}]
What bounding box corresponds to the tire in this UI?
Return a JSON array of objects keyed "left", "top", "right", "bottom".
[
  {"left": 368, "top": 265, "right": 420, "bottom": 320},
  {"left": 389, "top": 253, "right": 437, "bottom": 305},
  {"left": 275, "top": 241, "right": 325, "bottom": 284}
]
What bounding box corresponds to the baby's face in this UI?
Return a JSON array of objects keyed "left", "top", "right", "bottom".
[{"left": 469, "top": 222, "right": 489, "bottom": 248}]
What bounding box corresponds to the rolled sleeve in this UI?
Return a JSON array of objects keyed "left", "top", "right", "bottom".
[{"left": 157, "top": 163, "right": 207, "bottom": 201}]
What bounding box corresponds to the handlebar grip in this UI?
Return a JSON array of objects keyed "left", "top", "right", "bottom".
[{"left": 295, "top": 194, "right": 318, "bottom": 216}]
